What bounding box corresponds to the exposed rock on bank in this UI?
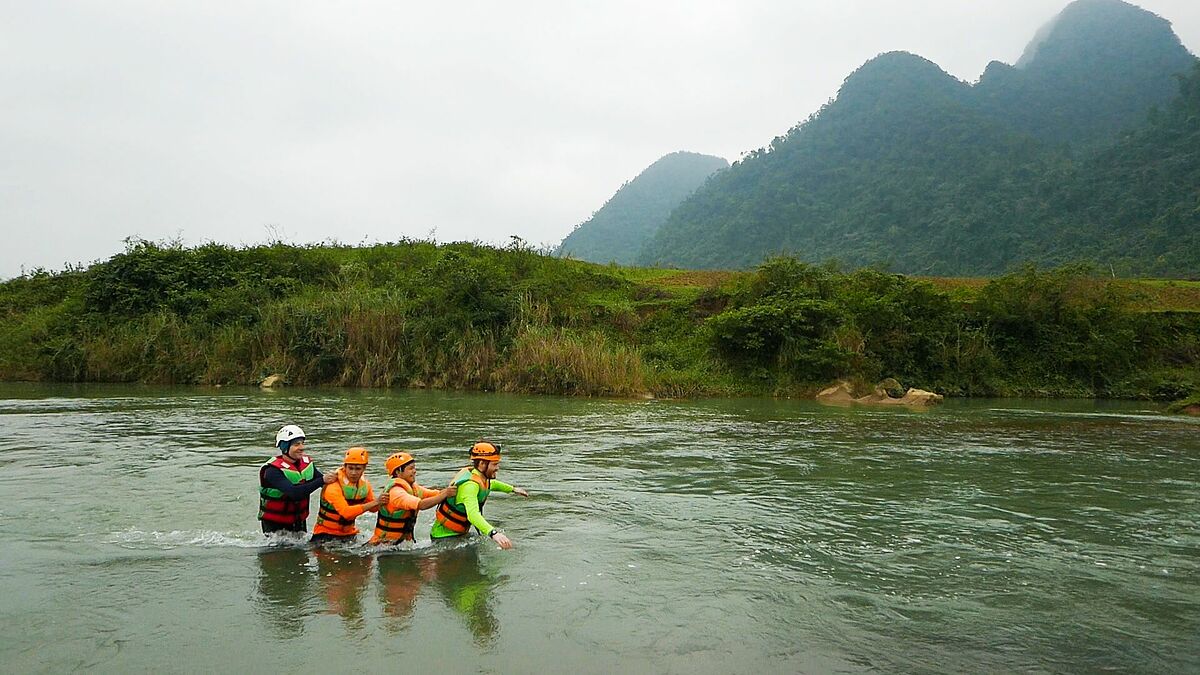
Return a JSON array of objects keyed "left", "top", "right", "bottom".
[
  {"left": 817, "top": 380, "right": 944, "bottom": 407},
  {"left": 260, "top": 374, "right": 285, "bottom": 388},
  {"left": 1167, "top": 393, "right": 1200, "bottom": 415}
]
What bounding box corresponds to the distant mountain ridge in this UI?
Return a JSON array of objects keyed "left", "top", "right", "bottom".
[
  {"left": 977, "top": 0, "right": 1195, "bottom": 147},
  {"left": 555, "top": 151, "right": 728, "bottom": 265},
  {"left": 633, "top": 0, "right": 1198, "bottom": 276}
]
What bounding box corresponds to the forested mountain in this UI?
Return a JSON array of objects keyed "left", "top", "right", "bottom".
[
  {"left": 637, "top": 53, "right": 1069, "bottom": 273},
  {"left": 636, "top": 0, "right": 1199, "bottom": 276},
  {"left": 977, "top": 0, "right": 1195, "bottom": 147},
  {"left": 1032, "top": 60, "right": 1200, "bottom": 274},
  {"left": 555, "top": 151, "right": 728, "bottom": 265}
]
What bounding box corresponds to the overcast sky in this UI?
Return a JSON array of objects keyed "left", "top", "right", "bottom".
[{"left": 2, "top": 1, "right": 1197, "bottom": 279}]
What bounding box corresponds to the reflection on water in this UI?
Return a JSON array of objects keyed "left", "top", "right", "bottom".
[
  {"left": 314, "top": 548, "right": 373, "bottom": 629},
  {"left": 376, "top": 553, "right": 430, "bottom": 629},
  {"left": 254, "top": 542, "right": 503, "bottom": 646},
  {"left": 253, "top": 547, "right": 314, "bottom": 639},
  {"left": 428, "top": 544, "right": 502, "bottom": 647}
]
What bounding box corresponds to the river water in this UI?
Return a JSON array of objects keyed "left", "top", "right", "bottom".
[{"left": 0, "top": 384, "right": 1196, "bottom": 673}]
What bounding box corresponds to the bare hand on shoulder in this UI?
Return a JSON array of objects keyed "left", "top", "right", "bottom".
[
  {"left": 444, "top": 483, "right": 458, "bottom": 497},
  {"left": 323, "top": 473, "right": 338, "bottom": 485}
]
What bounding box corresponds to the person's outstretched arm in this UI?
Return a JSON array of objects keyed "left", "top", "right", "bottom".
[
  {"left": 324, "top": 481, "right": 372, "bottom": 519},
  {"left": 263, "top": 465, "right": 325, "bottom": 500},
  {"left": 364, "top": 482, "right": 383, "bottom": 512},
  {"left": 414, "top": 483, "right": 455, "bottom": 510},
  {"left": 488, "top": 479, "right": 528, "bottom": 497}
]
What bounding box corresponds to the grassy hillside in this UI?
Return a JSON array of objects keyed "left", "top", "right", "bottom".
[{"left": 2, "top": 240, "right": 1197, "bottom": 404}]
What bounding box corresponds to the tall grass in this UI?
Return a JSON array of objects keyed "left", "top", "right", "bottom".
[
  {"left": 1, "top": 240, "right": 1197, "bottom": 403},
  {"left": 496, "top": 324, "right": 647, "bottom": 396}
]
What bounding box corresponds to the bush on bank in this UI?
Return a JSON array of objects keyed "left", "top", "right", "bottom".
[{"left": 1, "top": 239, "right": 1196, "bottom": 402}]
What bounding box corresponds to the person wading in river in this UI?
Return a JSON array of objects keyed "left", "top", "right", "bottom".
[
  {"left": 310, "top": 447, "right": 387, "bottom": 545},
  {"left": 369, "top": 451, "right": 458, "bottom": 545},
  {"left": 431, "top": 441, "right": 529, "bottom": 549},
  {"left": 259, "top": 424, "right": 338, "bottom": 535}
]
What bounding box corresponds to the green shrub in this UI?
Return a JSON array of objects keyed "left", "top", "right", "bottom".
[{"left": 1, "top": 243, "right": 1195, "bottom": 400}]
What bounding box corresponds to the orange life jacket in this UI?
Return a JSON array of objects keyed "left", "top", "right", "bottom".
[
  {"left": 434, "top": 467, "right": 490, "bottom": 535},
  {"left": 314, "top": 471, "right": 370, "bottom": 537},
  {"left": 372, "top": 477, "right": 420, "bottom": 543}
]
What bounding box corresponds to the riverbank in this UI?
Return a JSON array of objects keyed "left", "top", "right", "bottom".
[{"left": 1, "top": 239, "right": 1197, "bottom": 403}]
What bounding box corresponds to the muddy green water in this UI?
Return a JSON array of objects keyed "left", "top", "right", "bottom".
[{"left": 0, "top": 384, "right": 1197, "bottom": 673}]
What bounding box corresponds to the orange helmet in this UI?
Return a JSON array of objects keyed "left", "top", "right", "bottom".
[
  {"left": 469, "top": 441, "right": 501, "bottom": 462},
  {"left": 385, "top": 451, "right": 415, "bottom": 477},
  {"left": 343, "top": 447, "right": 369, "bottom": 465}
]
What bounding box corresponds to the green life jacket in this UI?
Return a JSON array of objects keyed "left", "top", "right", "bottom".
[{"left": 258, "top": 455, "right": 315, "bottom": 525}]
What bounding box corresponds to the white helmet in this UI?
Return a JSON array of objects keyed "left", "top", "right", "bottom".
[{"left": 275, "top": 424, "right": 306, "bottom": 448}]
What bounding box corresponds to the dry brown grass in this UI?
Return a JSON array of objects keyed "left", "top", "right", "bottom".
[{"left": 495, "top": 325, "right": 647, "bottom": 397}]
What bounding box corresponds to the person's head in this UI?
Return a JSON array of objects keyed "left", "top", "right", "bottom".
[
  {"left": 385, "top": 451, "right": 416, "bottom": 482},
  {"left": 469, "top": 441, "right": 501, "bottom": 479},
  {"left": 342, "top": 447, "right": 369, "bottom": 481},
  {"left": 276, "top": 424, "right": 307, "bottom": 461},
  {"left": 475, "top": 459, "right": 500, "bottom": 479}
]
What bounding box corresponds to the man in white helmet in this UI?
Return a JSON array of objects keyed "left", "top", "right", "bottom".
[{"left": 258, "top": 424, "right": 338, "bottom": 534}]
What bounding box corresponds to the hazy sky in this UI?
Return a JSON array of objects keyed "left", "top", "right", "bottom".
[{"left": 2, "top": 1, "right": 1198, "bottom": 279}]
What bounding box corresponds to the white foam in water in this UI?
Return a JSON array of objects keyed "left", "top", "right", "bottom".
[
  {"left": 993, "top": 408, "right": 1195, "bottom": 424},
  {"left": 104, "top": 527, "right": 484, "bottom": 554},
  {"left": 370, "top": 538, "right": 433, "bottom": 553},
  {"left": 105, "top": 527, "right": 270, "bottom": 549}
]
